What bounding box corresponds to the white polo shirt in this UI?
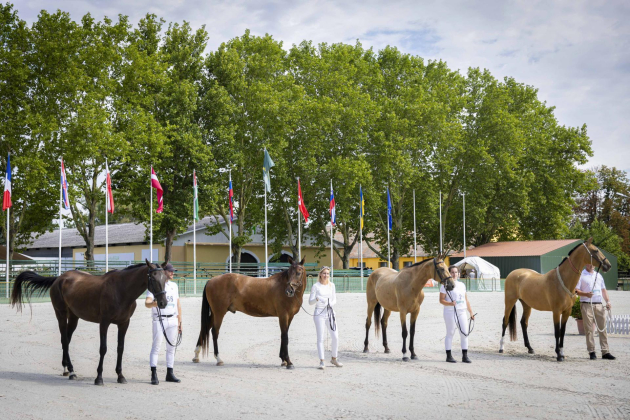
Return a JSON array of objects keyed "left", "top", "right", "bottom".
[
  {"left": 146, "top": 281, "right": 179, "bottom": 318},
  {"left": 576, "top": 269, "right": 606, "bottom": 303},
  {"left": 440, "top": 281, "right": 467, "bottom": 311}
]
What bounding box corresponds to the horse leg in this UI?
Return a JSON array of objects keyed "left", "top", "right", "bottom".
[
  {"left": 212, "top": 311, "right": 225, "bottom": 366},
  {"left": 54, "top": 307, "right": 71, "bottom": 378},
  {"left": 115, "top": 320, "right": 130, "bottom": 384},
  {"left": 409, "top": 309, "right": 419, "bottom": 360},
  {"left": 552, "top": 311, "right": 562, "bottom": 362},
  {"left": 95, "top": 322, "right": 110, "bottom": 386},
  {"left": 278, "top": 315, "right": 294, "bottom": 369},
  {"left": 499, "top": 298, "right": 518, "bottom": 353},
  {"left": 381, "top": 309, "right": 392, "bottom": 354},
  {"left": 400, "top": 311, "right": 409, "bottom": 361},
  {"left": 363, "top": 300, "right": 377, "bottom": 353},
  {"left": 65, "top": 312, "right": 79, "bottom": 379},
  {"left": 558, "top": 309, "right": 571, "bottom": 361},
  {"left": 520, "top": 300, "right": 534, "bottom": 354}
]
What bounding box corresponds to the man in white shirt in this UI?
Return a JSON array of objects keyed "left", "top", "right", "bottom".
[
  {"left": 575, "top": 264, "right": 615, "bottom": 360},
  {"left": 145, "top": 263, "right": 183, "bottom": 384}
]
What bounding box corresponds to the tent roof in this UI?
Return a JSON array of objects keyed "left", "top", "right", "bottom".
[
  {"left": 451, "top": 240, "right": 580, "bottom": 257},
  {"left": 453, "top": 256, "right": 501, "bottom": 279}
]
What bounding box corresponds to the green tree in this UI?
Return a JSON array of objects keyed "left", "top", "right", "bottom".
[{"left": 567, "top": 219, "right": 629, "bottom": 270}]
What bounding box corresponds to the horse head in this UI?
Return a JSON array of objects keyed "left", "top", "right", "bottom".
[
  {"left": 145, "top": 259, "right": 168, "bottom": 309},
  {"left": 583, "top": 238, "right": 612, "bottom": 272},
  {"left": 434, "top": 257, "right": 455, "bottom": 291},
  {"left": 285, "top": 257, "right": 306, "bottom": 297}
]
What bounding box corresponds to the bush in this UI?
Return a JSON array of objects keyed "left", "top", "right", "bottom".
[{"left": 571, "top": 296, "right": 582, "bottom": 319}]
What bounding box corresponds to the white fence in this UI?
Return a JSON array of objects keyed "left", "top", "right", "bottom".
[{"left": 606, "top": 314, "right": 630, "bottom": 335}]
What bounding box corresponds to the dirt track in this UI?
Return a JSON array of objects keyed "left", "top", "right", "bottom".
[{"left": 0, "top": 291, "right": 629, "bottom": 419}]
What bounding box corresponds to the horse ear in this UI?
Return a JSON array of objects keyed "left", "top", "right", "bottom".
[
  {"left": 287, "top": 256, "right": 294, "bottom": 265},
  {"left": 161, "top": 260, "right": 169, "bottom": 269},
  {"left": 299, "top": 257, "right": 306, "bottom": 265},
  {"left": 145, "top": 258, "right": 153, "bottom": 268},
  {"left": 586, "top": 237, "right": 593, "bottom": 245}
]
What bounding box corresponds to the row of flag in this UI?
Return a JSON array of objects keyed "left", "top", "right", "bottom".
[{"left": 2, "top": 152, "right": 395, "bottom": 230}]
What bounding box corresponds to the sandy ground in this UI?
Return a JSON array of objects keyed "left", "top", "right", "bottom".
[{"left": 0, "top": 291, "right": 629, "bottom": 420}]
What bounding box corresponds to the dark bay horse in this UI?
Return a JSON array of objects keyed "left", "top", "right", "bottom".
[
  {"left": 500, "top": 238, "right": 611, "bottom": 361},
  {"left": 11, "top": 260, "right": 168, "bottom": 385},
  {"left": 364, "top": 257, "right": 455, "bottom": 360},
  {"left": 193, "top": 257, "right": 307, "bottom": 369}
]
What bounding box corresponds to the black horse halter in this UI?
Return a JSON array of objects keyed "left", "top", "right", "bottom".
[
  {"left": 433, "top": 258, "right": 453, "bottom": 288},
  {"left": 147, "top": 267, "right": 166, "bottom": 297},
  {"left": 286, "top": 269, "right": 304, "bottom": 298}
]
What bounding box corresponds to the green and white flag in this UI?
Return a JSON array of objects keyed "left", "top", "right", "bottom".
[
  {"left": 263, "top": 149, "right": 275, "bottom": 192},
  {"left": 193, "top": 170, "right": 199, "bottom": 220}
]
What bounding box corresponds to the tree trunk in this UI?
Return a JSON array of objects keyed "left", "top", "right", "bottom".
[{"left": 164, "top": 228, "right": 177, "bottom": 263}]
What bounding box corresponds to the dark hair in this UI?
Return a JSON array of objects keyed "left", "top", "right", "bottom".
[{"left": 448, "top": 265, "right": 459, "bottom": 272}]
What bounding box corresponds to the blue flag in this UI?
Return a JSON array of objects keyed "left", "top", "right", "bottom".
[{"left": 387, "top": 187, "right": 392, "bottom": 230}]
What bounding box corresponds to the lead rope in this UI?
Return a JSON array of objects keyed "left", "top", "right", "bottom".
[
  {"left": 589, "top": 262, "right": 610, "bottom": 333},
  {"left": 156, "top": 305, "right": 183, "bottom": 348},
  {"left": 445, "top": 289, "right": 475, "bottom": 337}
]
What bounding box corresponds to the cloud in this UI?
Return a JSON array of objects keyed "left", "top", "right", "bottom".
[{"left": 14, "top": 0, "right": 630, "bottom": 172}]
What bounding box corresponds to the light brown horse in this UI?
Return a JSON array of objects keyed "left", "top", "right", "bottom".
[
  {"left": 499, "top": 238, "right": 611, "bottom": 361},
  {"left": 364, "top": 257, "right": 455, "bottom": 360},
  {"left": 10, "top": 260, "right": 169, "bottom": 385},
  {"left": 193, "top": 257, "right": 307, "bottom": 369}
]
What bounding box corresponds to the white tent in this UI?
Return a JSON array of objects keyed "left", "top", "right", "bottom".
[{"left": 454, "top": 256, "right": 501, "bottom": 291}]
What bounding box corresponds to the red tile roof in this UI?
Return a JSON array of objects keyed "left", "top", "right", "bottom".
[{"left": 450, "top": 239, "right": 581, "bottom": 257}]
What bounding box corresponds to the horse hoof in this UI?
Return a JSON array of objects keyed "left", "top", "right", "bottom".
[
  {"left": 216, "top": 361, "right": 224, "bottom": 366},
  {"left": 556, "top": 356, "right": 564, "bottom": 362},
  {"left": 384, "top": 348, "right": 391, "bottom": 354},
  {"left": 94, "top": 378, "right": 104, "bottom": 386},
  {"left": 402, "top": 357, "right": 409, "bottom": 362},
  {"left": 63, "top": 371, "right": 70, "bottom": 377},
  {"left": 192, "top": 358, "right": 199, "bottom": 363},
  {"left": 411, "top": 354, "right": 418, "bottom": 360},
  {"left": 528, "top": 349, "right": 535, "bottom": 355},
  {"left": 117, "top": 376, "right": 127, "bottom": 384},
  {"left": 281, "top": 361, "right": 287, "bottom": 367},
  {"left": 363, "top": 347, "right": 369, "bottom": 353},
  {"left": 68, "top": 373, "right": 77, "bottom": 380},
  {"left": 499, "top": 349, "right": 503, "bottom": 353},
  {"left": 286, "top": 364, "right": 294, "bottom": 370}
]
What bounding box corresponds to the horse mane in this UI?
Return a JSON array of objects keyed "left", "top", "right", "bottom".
[
  {"left": 567, "top": 242, "right": 583, "bottom": 256},
  {"left": 123, "top": 263, "right": 145, "bottom": 271},
  {"left": 406, "top": 259, "right": 433, "bottom": 269}
]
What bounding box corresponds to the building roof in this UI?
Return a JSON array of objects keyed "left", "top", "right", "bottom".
[
  {"left": 0, "top": 246, "right": 33, "bottom": 260},
  {"left": 347, "top": 234, "right": 431, "bottom": 259},
  {"left": 450, "top": 239, "right": 581, "bottom": 258}
]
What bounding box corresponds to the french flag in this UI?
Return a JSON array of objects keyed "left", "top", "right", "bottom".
[
  {"left": 329, "top": 183, "right": 336, "bottom": 226},
  {"left": 151, "top": 167, "right": 163, "bottom": 213},
  {"left": 2, "top": 153, "right": 11, "bottom": 211},
  {"left": 229, "top": 178, "right": 234, "bottom": 224},
  {"left": 61, "top": 159, "right": 70, "bottom": 210},
  {"left": 106, "top": 161, "right": 114, "bottom": 214}
]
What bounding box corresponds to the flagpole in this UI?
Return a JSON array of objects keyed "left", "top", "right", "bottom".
[
  {"left": 150, "top": 167, "right": 153, "bottom": 263},
  {"left": 229, "top": 170, "right": 232, "bottom": 273},
  {"left": 264, "top": 187, "right": 268, "bottom": 277},
  {"left": 297, "top": 177, "right": 301, "bottom": 261},
  {"left": 413, "top": 189, "right": 417, "bottom": 263},
  {"left": 5, "top": 206, "right": 9, "bottom": 299},
  {"left": 330, "top": 180, "right": 333, "bottom": 280},
  {"left": 463, "top": 192, "right": 466, "bottom": 259},
  {"left": 439, "top": 191, "right": 443, "bottom": 256},
  {"left": 359, "top": 185, "right": 363, "bottom": 291},
  {"left": 193, "top": 170, "right": 197, "bottom": 294},
  {"left": 58, "top": 161, "right": 63, "bottom": 276},
  {"left": 105, "top": 160, "right": 109, "bottom": 273},
  {"left": 387, "top": 188, "right": 391, "bottom": 269}
]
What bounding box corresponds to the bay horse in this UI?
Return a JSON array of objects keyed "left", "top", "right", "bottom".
[
  {"left": 10, "top": 260, "right": 169, "bottom": 385},
  {"left": 363, "top": 257, "right": 455, "bottom": 360},
  {"left": 499, "top": 238, "right": 611, "bottom": 361},
  {"left": 193, "top": 257, "right": 307, "bottom": 369}
]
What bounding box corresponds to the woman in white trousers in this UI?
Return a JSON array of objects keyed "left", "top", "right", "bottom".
[
  {"left": 439, "top": 265, "right": 475, "bottom": 363},
  {"left": 309, "top": 267, "right": 342, "bottom": 370}
]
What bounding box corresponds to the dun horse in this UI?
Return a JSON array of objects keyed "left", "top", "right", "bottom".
[
  {"left": 193, "top": 257, "right": 307, "bottom": 369},
  {"left": 500, "top": 238, "right": 611, "bottom": 361},
  {"left": 10, "top": 260, "right": 169, "bottom": 385},
  {"left": 364, "top": 257, "right": 455, "bottom": 360}
]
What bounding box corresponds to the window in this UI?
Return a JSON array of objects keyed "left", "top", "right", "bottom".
[
  {"left": 403, "top": 261, "right": 412, "bottom": 267},
  {"left": 379, "top": 262, "right": 388, "bottom": 268}
]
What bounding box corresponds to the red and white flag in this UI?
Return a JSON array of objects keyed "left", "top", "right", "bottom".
[
  {"left": 151, "top": 167, "right": 163, "bottom": 213},
  {"left": 2, "top": 153, "right": 11, "bottom": 211},
  {"left": 106, "top": 161, "right": 114, "bottom": 214},
  {"left": 298, "top": 179, "right": 309, "bottom": 223},
  {"left": 61, "top": 158, "right": 70, "bottom": 210}
]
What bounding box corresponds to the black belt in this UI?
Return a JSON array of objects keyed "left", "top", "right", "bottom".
[
  {"left": 584, "top": 302, "right": 602, "bottom": 305},
  {"left": 159, "top": 314, "right": 175, "bottom": 318}
]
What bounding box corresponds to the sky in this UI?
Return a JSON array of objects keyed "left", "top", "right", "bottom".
[{"left": 14, "top": 0, "right": 630, "bottom": 174}]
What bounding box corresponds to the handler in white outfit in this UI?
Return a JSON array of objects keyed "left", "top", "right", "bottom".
[
  {"left": 309, "top": 267, "right": 343, "bottom": 370},
  {"left": 439, "top": 265, "right": 475, "bottom": 363},
  {"left": 145, "top": 263, "right": 182, "bottom": 385}
]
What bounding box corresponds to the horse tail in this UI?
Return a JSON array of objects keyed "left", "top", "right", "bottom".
[
  {"left": 10, "top": 271, "right": 58, "bottom": 312},
  {"left": 198, "top": 282, "right": 212, "bottom": 357},
  {"left": 508, "top": 304, "right": 518, "bottom": 342},
  {"left": 374, "top": 302, "right": 382, "bottom": 339}
]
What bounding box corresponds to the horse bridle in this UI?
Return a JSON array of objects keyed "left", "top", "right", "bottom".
[
  {"left": 286, "top": 268, "right": 304, "bottom": 298},
  {"left": 148, "top": 267, "right": 166, "bottom": 297},
  {"left": 433, "top": 258, "right": 453, "bottom": 289},
  {"left": 582, "top": 242, "right": 609, "bottom": 269}
]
